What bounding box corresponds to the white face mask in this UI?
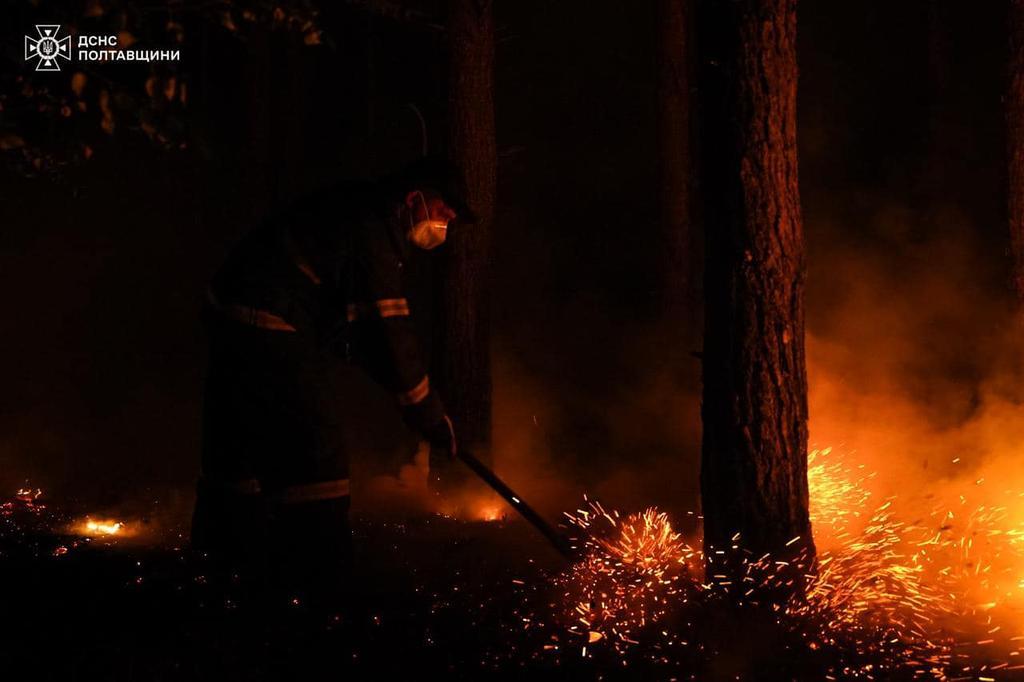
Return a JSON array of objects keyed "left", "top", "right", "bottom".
[{"left": 407, "top": 191, "right": 449, "bottom": 250}]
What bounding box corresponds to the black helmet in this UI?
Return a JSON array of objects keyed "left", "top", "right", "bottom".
[{"left": 391, "top": 156, "right": 478, "bottom": 224}]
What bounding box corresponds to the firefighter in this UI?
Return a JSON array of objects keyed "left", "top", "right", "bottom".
[{"left": 191, "top": 157, "right": 474, "bottom": 611}]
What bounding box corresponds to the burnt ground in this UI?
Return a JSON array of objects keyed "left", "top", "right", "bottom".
[
  {"left": 0, "top": 518, "right": 564, "bottom": 681},
  {"left": 0, "top": 495, "right": 930, "bottom": 681}
]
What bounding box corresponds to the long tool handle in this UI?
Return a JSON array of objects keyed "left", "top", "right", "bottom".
[{"left": 457, "top": 450, "right": 576, "bottom": 560}]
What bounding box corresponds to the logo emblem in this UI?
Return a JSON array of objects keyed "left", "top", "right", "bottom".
[{"left": 25, "top": 25, "right": 71, "bottom": 72}]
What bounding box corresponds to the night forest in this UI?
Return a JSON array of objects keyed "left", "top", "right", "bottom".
[{"left": 3, "top": 1, "right": 1024, "bottom": 680}]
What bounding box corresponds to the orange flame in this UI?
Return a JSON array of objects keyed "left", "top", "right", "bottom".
[
  {"left": 76, "top": 517, "right": 129, "bottom": 537},
  {"left": 553, "top": 446, "right": 1024, "bottom": 676}
]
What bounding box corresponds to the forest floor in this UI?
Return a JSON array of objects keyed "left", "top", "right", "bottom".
[{"left": 0, "top": 490, "right": 1015, "bottom": 681}]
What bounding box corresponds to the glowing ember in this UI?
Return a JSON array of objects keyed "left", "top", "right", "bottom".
[
  {"left": 2, "top": 487, "right": 48, "bottom": 524},
  {"left": 559, "top": 500, "right": 701, "bottom": 653},
  {"left": 802, "top": 447, "right": 1024, "bottom": 669},
  {"left": 15, "top": 488, "right": 42, "bottom": 503},
  {"left": 547, "top": 447, "right": 1024, "bottom": 677},
  {"left": 791, "top": 447, "right": 955, "bottom": 676}
]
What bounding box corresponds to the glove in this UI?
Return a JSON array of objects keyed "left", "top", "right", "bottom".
[{"left": 424, "top": 414, "right": 457, "bottom": 461}]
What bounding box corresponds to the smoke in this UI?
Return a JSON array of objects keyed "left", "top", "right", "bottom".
[
  {"left": 805, "top": 196, "right": 1023, "bottom": 506},
  {"left": 472, "top": 185, "right": 1024, "bottom": 577},
  {"left": 478, "top": 325, "right": 703, "bottom": 527},
  {"left": 350, "top": 326, "right": 703, "bottom": 528},
  {"left": 798, "top": 194, "right": 1024, "bottom": 644}
]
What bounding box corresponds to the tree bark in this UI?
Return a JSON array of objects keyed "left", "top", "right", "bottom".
[
  {"left": 441, "top": 0, "right": 496, "bottom": 455},
  {"left": 657, "top": 0, "right": 701, "bottom": 342},
  {"left": 1008, "top": 1, "right": 1024, "bottom": 307},
  {"left": 696, "top": 0, "right": 814, "bottom": 576}
]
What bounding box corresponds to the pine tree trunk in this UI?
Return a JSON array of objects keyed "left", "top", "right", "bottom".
[
  {"left": 657, "top": 0, "right": 700, "bottom": 342},
  {"left": 696, "top": 0, "right": 814, "bottom": 574},
  {"left": 441, "top": 0, "right": 496, "bottom": 455},
  {"left": 1008, "top": 1, "right": 1024, "bottom": 307}
]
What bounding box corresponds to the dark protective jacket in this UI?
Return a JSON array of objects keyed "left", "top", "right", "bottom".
[
  {"left": 200, "top": 180, "right": 446, "bottom": 497},
  {"left": 193, "top": 180, "right": 447, "bottom": 605}
]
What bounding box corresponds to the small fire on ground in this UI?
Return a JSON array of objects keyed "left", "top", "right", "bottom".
[
  {"left": 78, "top": 518, "right": 125, "bottom": 537},
  {"left": 435, "top": 492, "right": 509, "bottom": 523}
]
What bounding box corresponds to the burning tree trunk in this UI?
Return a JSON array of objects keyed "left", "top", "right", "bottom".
[
  {"left": 696, "top": 0, "right": 814, "bottom": 576},
  {"left": 440, "top": 0, "right": 496, "bottom": 455},
  {"left": 1008, "top": 1, "right": 1024, "bottom": 308},
  {"left": 657, "top": 0, "right": 700, "bottom": 338}
]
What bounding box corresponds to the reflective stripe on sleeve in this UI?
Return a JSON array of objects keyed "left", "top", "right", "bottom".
[
  {"left": 276, "top": 478, "right": 351, "bottom": 504},
  {"left": 346, "top": 298, "right": 411, "bottom": 322},
  {"left": 397, "top": 375, "right": 431, "bottom": 406},
  {"left": 294, "top": 257, "right": 321, "bottom": 285}
]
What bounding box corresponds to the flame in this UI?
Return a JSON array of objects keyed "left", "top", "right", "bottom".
[
  {"left": 552, "top": 447, "right": 1024, "bottom": 676},
  {"left": 434, "top": 491, "right": 508, "bottom": 523},
  {"left": 475, "top": 505, "right": 504, "bottom": 522},
  {"left": 77, "top": 518, "right": 126, "bottom": 537}
]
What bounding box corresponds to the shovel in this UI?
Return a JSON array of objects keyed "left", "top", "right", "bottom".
[{"left": 456, "top": 449, "right": 576, "bottom": 560}]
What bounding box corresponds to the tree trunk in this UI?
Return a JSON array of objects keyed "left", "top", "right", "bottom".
[
  {"left": 696, "top": 0, "right": 814, "bottom": 579},
  {"left": 1008, "top": 1, "right": 1024, "bottom": 307},
  {"left": 441, "top": 0, "right": 496, "bottom": 455},
  {"left": 657, "top": 0, "right": 701, "bottom": 342}
]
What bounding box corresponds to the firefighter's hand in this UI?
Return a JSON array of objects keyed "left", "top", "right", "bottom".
[{"left": 425, "top": 415, "right": 457, "bottom": 460}]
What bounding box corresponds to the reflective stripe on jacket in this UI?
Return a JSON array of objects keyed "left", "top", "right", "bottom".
[{"left": 206, "top": 182, "right": 445, "bottom": 438}]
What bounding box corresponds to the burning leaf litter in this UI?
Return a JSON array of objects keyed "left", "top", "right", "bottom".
[
  {"left": 535, "top": 447, "right": 1024, "bottom": 679},
  {"left": 559, "top": 501, "right": 702, "bottom": 654},
  {"left": 7, "top": 445, "right": 1024, "bottom": 679},
  {"left": 1, "top": 487, "right": 137, "bottom": 556}
]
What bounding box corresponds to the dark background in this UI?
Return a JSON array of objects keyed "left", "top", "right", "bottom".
[{"left": 0, "top": 1, "right": 1011, "bottom": 514}]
